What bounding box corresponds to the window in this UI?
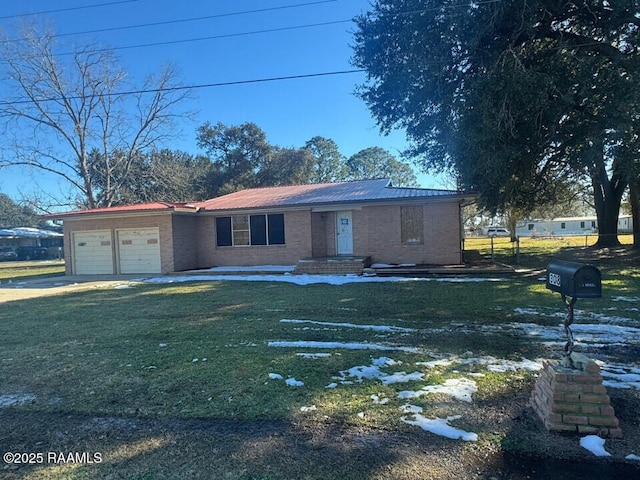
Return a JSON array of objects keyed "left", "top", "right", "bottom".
[
  {"left": 401, "top": 206, "right": 423, "bottom": 244},
  {"left": 560, "top": 222, "right": 566, "bottom": 229},
  {"left": 216, "top": 214, "right": 285, "bottom": 246},
  {"left": 580, "top": 221, "right": 585, "bottom": 229},
  {"left": 528, "top": 224, "right": 534, "bottom": 231}
]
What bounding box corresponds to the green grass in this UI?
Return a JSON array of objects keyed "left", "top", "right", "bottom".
[
  {"left": 0, "top": 244, "right": 638, "bottom": 479},
  {"left": 0, "top": 259, "right": 65, "bottom": 282}
]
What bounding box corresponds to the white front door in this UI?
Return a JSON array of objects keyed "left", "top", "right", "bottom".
[{"left": 336, "top": 211, "right": 353, "bottom": 255}]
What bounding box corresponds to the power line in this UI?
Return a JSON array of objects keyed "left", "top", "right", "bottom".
[
  {"left": 51, "top": 0, "right": 339, "bottom": 40},
  {"left": 0, "top": 0, "right": 339, "bottom": 43},
  {"left": 0, "top": 69, "right": 366, "bottom": 106},
  {"left": 0, "top": 0, "right": 142, "bottom": 20},
  {"left": 71, "top": 19, "right": 353, "bottom": 56}
]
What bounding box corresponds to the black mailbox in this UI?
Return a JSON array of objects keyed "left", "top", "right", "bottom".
[{"left": 546, "top": 260, "right": 602, "bottom": 298}]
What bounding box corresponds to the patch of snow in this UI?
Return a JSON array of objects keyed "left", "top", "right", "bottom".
[
  {"left": 300, "top": 405, "right": 317, "bottom": 412},
  {"left": 144, "top": 274, "right": 507, "bottom": 286},
  {"left": 401, "top": 413, "right": 478, "bottom": 441},
  {"left": 0, "top": 394, "right": 36, "bottom": 407},
  {"left": 268, "top": 341, "right": 424, "bottom": 354},
  {"left": 296, "top": 353, "right": 332, "bottom": 358},
  {"left": 285, "top": 377, "right": 304, "bottom": 387},
  {"left": 268, "top": 373, "right": 283, "bottom": 380},
  {"left": 597, "top": 362, "right": 640, "bottom": 390},
  {"left": 281, "top": 319, "right": 417, "bottom": 333},
  {"left": 400, "top": 404, "right": 423, "bottom": 414},
  {"left": 580, "top": 435, "right": 611, "bottom": 457},
  {"left": 398, "top": 378, "right": 477, "bottom": 403},
  {"left": 371, "top": 394, "right": 389, "bottom": 404},
  {"left": 626, "top": 454, "right": 640, "bottom": 461},
  {"left": 336, "top": 356, "right": 423, "bottom": 386},
  {"left": 611, "top": 296, "right": 640, "bottom": 302}
]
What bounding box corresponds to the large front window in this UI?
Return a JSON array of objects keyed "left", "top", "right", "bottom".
[{"left": 216, "top": 214, "right": 285, "bottom": 247}]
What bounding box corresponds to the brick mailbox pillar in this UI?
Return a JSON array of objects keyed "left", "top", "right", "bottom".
[{"left": 531, "top": 353, "right": 622, "bottom": 438}]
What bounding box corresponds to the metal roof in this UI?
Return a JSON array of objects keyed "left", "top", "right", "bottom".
[
  {"left": 196, "top": 179, "right": 463, "bottom": 211},
  {"left": 45, "top": 179, "right": 470, "bottom": 219}
]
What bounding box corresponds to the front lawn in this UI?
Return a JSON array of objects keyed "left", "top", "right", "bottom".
[{"left": 0, "top": 248, "right": 639, "bottom": 479}]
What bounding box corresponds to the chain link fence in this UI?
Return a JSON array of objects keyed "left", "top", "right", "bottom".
[{"left": 463, "top": 234, "right": 634, "bottom": 265}]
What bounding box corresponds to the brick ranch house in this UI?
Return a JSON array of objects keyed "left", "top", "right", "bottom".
[{"left": 47, "top": 179, "right": 474, "bottom": 276}]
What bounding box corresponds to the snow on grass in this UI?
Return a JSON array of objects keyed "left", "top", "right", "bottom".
[
  {"left": 398, "top": 378, "right": 477, "bottom": 403},
  {"left": 335, "top": 356, "right": 424, "bottom": 385},
  {"left": 144, "top": 273, "right": 507, "bottom": 286},
  {"left": 485, "top": 320, "right": 640, "bottom": 347},
  {"left": 580, "top": 435, "right": 611, "bottom": 457},
  {"left": 596, "top": 362, "right": 640, "bottom": 390},
  {"left": 611, "top": 296, "right": 640, "bottom": 303},
  {"left": 268, "top": 341, "right": 424, "bottom": 354},
  {"left": 400, "top": 405, "right": 478, "bottom": 442},
  {"left": 296, "top": 352, "right": 332, "bottom": 359},
  {"left": 513, "top": 307, "right": 638, "bottom": 326},
  {"left": 0, "top": 393, "right": 36, "bottom": 407},
  {"left": 285, "top": 377, "right": 304, "bottom": 387},
  {"left": 280, "top": 319, "right": 417, "bottom": 333},
  {"left": 416, "top": 355, "right": 543, "bottom": 373}
]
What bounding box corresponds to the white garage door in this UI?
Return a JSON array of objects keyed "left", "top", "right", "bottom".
[
  {"left": 117, "top": 228, "right": 161, "bottom": 274},
  {"left": 73, "top": 230, "right": 114, "bottom": 275}
]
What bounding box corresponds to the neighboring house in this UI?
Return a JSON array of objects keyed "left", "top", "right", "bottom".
[
  {"left": 0, "top": 227, "right": 64, "bottom": 256},
  {"left": 515, "top": 215, "right": 633, "bottom": 237},
  {"left": 47, "top": 179, "right": 474, "bottom": 275}
]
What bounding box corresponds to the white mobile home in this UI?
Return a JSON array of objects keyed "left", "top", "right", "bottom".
[{"left": 515, "top": 215, "right": 633, "bottom": 237}]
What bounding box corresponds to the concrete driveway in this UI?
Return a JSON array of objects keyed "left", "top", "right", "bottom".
[{"left": 0, "top": 275, "right": 145, "bottom": 303}]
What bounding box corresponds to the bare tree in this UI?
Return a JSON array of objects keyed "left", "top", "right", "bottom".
[{"left": 0, "top": 23, "right": 192, "bottom": 209}]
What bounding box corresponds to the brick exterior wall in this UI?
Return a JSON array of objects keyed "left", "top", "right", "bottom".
[
  {"left": 61, "top": 198, "right": 464, "bottom": 274},
  {"left": 171, "top": 215, "right": 200, "bottom": 271},
  {"left": 196, "top": 210, "right": 314, "bottom": 267},
  {"left": 357, "top": 202, "right": 461, "bottom": 265},
  {"left": 62, "top": 213, "right": 176, "bottom": 274}
]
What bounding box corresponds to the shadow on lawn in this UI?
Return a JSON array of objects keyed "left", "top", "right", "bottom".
[{"left": 0, "top": 409, "right": 471, "bottom": 479}]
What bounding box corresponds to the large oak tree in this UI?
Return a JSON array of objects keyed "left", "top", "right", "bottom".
[{"left": 353, "top": 0, "right": 640, "bottom": 247}]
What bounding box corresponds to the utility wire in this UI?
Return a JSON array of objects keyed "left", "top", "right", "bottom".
[
  {"left": 0, "top": 69, "right": 366, "bottom": 106},
  {"left": 0, "top": 0, "right": 339, "bottom": 42},
  {"left": 70, "top": 19, "right": 353, "bottom": 55},
  {"left": 0, "top": 0, "right": 142, "bottom": 20}
]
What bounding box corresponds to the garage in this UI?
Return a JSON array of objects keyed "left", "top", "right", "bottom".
[
  {"left": 72, "top": 230, "right": 115, "bottom": 275},
  {"left": 116, "top": 228, "right": 161, "bottom": 274}
]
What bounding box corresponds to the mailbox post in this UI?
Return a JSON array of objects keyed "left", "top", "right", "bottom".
[{"left": 546, "top": 260, "right": 602, "bottom": 368}]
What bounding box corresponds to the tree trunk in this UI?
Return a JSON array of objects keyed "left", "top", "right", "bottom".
[
  {"left": 591, "top": 164, "right": 626, "bottom": 248},
  {"left": 629, "top": 176, "right": 640, "bottom": 249}
]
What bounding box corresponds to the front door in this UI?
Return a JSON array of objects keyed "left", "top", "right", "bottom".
[{"left": 336, "top": 211, "right": 353, "bottom": 255}]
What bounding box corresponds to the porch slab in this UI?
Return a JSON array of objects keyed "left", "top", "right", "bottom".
[{"left": 294, "top": 256, "right": 372, "bottom": 275}]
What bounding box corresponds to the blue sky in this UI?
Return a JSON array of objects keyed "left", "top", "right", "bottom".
[{"left": 0, "top": 0, "right": 446, "bottom": 202}]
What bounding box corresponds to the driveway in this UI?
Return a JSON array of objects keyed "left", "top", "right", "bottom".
[{"left": 0, "top": 275, "right": 144, "bottom": 303}]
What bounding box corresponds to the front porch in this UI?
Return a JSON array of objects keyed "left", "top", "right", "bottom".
[{"left": 293, "top": 256, "right": 372, "bottom": 275}]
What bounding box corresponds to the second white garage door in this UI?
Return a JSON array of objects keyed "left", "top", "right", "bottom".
[{"left": 117, "top": 228, "right": 161, "bottom": 274}]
